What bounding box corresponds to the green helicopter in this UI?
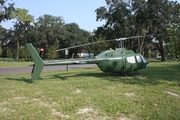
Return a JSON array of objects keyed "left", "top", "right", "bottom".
[{"left": 26, "top": 36, "right": 149, "bottom": 80}]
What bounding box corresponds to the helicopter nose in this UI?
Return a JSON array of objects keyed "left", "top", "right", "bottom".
[{"left": 142, "top": 58, "right": 148, "bottom": 67}]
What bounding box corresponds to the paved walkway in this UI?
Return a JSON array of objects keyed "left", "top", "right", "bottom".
[{"left": 0, "top": 64, "right": 97, "bottom": 75}]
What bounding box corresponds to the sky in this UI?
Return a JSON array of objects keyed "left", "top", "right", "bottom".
[
  {"left": 1, "top": 0, "right": 180, "bottom": 32},
  {"left": 1, "top": 0, "right": 107, "bottom": 32}
]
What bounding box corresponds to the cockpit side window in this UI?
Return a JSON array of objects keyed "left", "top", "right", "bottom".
[{"left": 127, "top": 56, "right": 136, "bottom": 63}]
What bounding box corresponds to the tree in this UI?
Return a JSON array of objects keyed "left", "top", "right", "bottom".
[
  {"left": 0, "top": 26, "right": 6, "bottom": 56},
  {"left": 11, "top": 8, "right": 34, "bottom": 60},
  {"left": 96, "top": 0, "right": 152, "bottom": 53},
  {"left": 35, "top": 14, "right": 65, "bottom": 58},
  {"left": 95, "top": 0, "right": 180, "bottom": 61},
  {"left": 168, "top": 8, "right": 180, "bottom": 58},
  {"left": 132, "top": 0, "right": 152, "bottom": 55},
  {"left": 35, "top": 14, "right": 65, "bottom": 45},
  {"left": 92, "top": 27, "right": 112, "bottom": 54},
  {"left": 146, "top": 0, "right": 180, "bottom": 61},
  {"left": 96, "top": 0, "right": 133, "bottom": 38},
  {"left": 0, "top": 0, "right": 15, "bottom": 22},
  {"left": 0, "top": 26, "right": 14, "bottom": 57},
  {"left": 62, "top": 23, "right": 91, "bottom": 58},
  {"left": 32, "top": 15, "right": 91, "bottom": 59}
]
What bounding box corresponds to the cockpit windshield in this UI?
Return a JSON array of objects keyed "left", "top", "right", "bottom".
[{"left": 139, "top": 54, "right": 147, "bottom": 63}]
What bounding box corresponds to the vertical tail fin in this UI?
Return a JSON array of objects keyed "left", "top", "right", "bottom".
[{"left": 26, "top": 43, "right": 44, "bottom": 80}]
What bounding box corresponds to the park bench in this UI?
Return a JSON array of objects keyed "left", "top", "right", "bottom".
[{"left": 4, "top": 58, "right": 16, "bottom": 62}]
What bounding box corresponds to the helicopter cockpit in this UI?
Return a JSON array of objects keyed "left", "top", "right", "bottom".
[{"left": 139, "top": 54, "right": 148, "bottom": 64}]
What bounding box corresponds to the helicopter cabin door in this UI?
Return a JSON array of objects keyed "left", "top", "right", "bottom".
[{"left": 124, "top": 55, "right": 137, "bottom": 72}]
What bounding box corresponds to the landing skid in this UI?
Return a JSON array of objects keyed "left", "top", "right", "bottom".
[
  {"left": 110, "top": 72, "right": 128, "bottom": 77},
  {"left": 136, "top": 70, "right": 142, "bottom": 76},
  {"left": 122, "top": 73, "right": 128, "bottom": 77},
  {"left": 110, "top": 71, "right": 142, "bottom": 77}
]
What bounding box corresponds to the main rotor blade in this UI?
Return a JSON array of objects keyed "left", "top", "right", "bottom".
[
  {"left": 115, "top": 35, "right": 152, "bottom": 41},
  {"left": 56, "top": 39, "right": 115, "bottom": 52},
  {"left": 56, "top": 35, "right": 152, "bottom": 52}
]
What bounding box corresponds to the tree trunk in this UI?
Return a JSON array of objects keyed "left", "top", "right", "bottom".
[
  {"left": 137, "top": 27, "right": 146, "bottom": 54},
  {"left": 16, "top": 40, "right": 19, "bottom": 60},
  {"left": 159, "top": 41, "right": 165, "bottom": 61}
]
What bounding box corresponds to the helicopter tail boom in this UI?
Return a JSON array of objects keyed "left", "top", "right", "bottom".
[
  {"left": 25, "top": 43, "right": 99, "bottom": 80},
  {"left": 26, "top": 43, "right": 44, "bottom": 80}
]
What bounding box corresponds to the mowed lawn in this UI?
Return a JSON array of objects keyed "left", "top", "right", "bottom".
[
  {"left": 0, "top": 61, "right": 34, "bottom": 68},
  {"left": 0, "top": 61, "right": 180, "bottom": 120}
]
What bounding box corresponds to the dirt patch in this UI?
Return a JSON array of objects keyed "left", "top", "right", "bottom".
[
  {"left": 119, "top": 117, "right": 131, "bottom": 120},
  {"left": 0, "top": 101, "right": 9, "bottom": 105},
  {"left": 77, "top": 108, "right": 93, "bottom": 114},
  {"left": 75, "top": 89, "right": 81, "bottom": 93},
  {"left": 125, "top": 93, "right": 135, "bottom": 97},
  {"left": 165, "top": 91, "right": 179, "bottom": 97},
  {"left": 32, "top": 98, "right": 70, "bottom": 119}
]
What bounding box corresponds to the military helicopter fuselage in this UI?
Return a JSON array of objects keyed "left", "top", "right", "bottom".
[{"left": 95, "top": 48, "right": 148, "bottom": 73}]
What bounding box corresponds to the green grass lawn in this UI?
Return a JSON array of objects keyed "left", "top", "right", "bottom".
[
  {"left": 0, "top": 61, "right": 33, "bottom": 68},
  {"left": 0, "top": 61, "right": 180, "bottom": 120}
]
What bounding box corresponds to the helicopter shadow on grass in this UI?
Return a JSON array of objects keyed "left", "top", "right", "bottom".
[
  {"left": 5, "top": 77, "right": 34, "bottom": 83},
  {"left": 46, "top": 62, "right": 180, "bottom": 86},
  {"left": 73, "top": 70, "right": 162, "bottom": 86},
  {"left": 45, "top": 68, "right": 158, "bottom": 86},
  {"left": 42, "top": 67, "right": 99, "bottom": 80},
  {"left": 42, "top": 74, "right": 68, "bottom": 81}
]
